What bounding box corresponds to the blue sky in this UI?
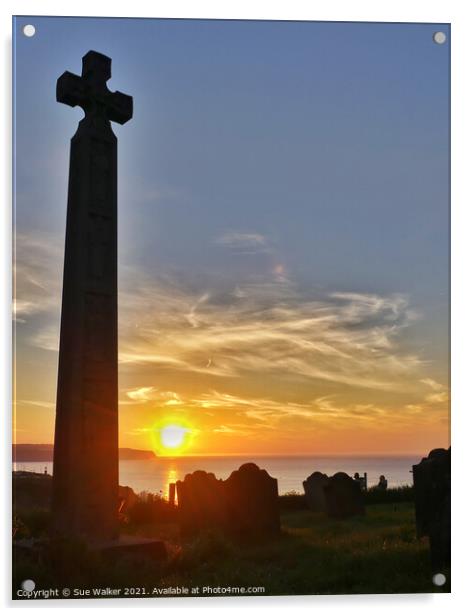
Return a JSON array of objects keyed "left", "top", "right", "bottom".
[{"left": 13, "top": 17, "right": 450, "bottom": 454}]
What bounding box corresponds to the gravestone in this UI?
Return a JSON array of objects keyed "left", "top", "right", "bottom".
[
  {"left": 52, "top": 51, "right": 133, "bottom": 540},
  {"left": 303, "top": 471, "right": 329, "bottom": 512},
  {"left": 176, "top": 470, "right": 226, "bottom": 537},
  {"left": 324, "top": 472, "right": 365, "bottom": 519},
  {"left": 224, "top": 463, "right": 280, "bottom": 536},
  {"left": 412, "top": 447, "right": 450, "bottom": 571}
]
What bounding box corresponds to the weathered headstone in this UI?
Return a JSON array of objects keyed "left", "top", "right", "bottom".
[
  {"left": 224, "top": 463, "right": 280, "bottom": 536},
  {"left": 303, "top": 471, "right": 329, "bottom": 512},
  {"left": 412, "top": 447, "right": 450, "bottom": 571},
  {"left": 324, "top": 472, "right": 365, "bottom": 519},
  {"left": 176, "top": 470, "right": 226, "bottom": 537},
  {"left": 52, "top": 51, "right": 133, "bottom": 540}
]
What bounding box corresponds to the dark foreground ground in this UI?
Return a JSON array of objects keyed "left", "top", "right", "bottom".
[{"left": 13, "top": 473, "right": 449, "bottom": 597}]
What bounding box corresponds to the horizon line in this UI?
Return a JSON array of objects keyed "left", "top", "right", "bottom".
[{"left": 12, "top": 443, "right": 431, "bottom": 459}]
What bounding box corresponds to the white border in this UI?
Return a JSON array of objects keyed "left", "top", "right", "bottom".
[{"left": 2, "top": 1, "right": 469, "bottom": 613}]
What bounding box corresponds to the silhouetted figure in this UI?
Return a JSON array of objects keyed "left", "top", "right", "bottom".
[
  {"left": 353, "top": 472, "right": 367, "bottom": 491},
  {"left": 377, "top": 475, "right": 388, "bottom": 490}
]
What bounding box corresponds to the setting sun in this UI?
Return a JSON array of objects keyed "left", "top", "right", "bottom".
[
  {"left": 161, "top": 425, "right": 186, "bottom": 449},
  {"left": 150, "top": 418, "right": 195, "bottom": 456}
]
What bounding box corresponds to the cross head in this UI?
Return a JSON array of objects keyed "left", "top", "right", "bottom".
[{"left": 57, "top": 50, "right": 133, "bottom": 125}]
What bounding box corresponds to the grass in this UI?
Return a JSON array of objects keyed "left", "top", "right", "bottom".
[
  {"left": 157, "top": 503, "right": 446, "bottom": 595},
  {"left": 13, "top": 502, "right": 449, "bottom": 597},
  {"left": 278, "top": 486, "right": 415, "bottom": 511},
  {"left": 364, "top": 485, "right": 415, "bottom": 505}
]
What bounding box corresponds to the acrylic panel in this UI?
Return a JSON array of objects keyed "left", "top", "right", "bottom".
[{"left": 12, "top": 16, "right": 450, "bottom": 599}]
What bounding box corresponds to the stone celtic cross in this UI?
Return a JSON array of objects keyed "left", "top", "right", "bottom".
[{"left": 52, "top": 51, "right": 132, "bottom": 541}]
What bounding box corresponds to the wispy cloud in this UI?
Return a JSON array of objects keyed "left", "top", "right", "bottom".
[
  {"left": 30, "top": 324, "right": 60, "bottom": 352},
  {"left": 214, "top": 231, "right": 270, "bottom": 254},
  {"left": 186, "top": 293, "right": 210, "bottom": 328},
  {"left": 117, "top": 272, "right": 423, "bottom": 393},
  {"left": 420, "top": 378, "right": 449, "bottom": 404},
  {"left": 126, "top": 386, "right": 156, "bottom": 402},
  {"left": 15, "top": 232, "right": 447, "bottom": 424},
  {"left": 16, "top": 399, "right": 55, "bottom": 409},
  {"left": 119, "top": 384, "right": 446, "bottom": 438},
  {"left": 13, "top": 233, "right": 62, "bottom": 322},
  {"left": 126, "top": 386, "right": 183, "bottom": 406},
  {"left": 213, "top": 424, "right": 251, "bottom": 435},
  {"left": 420, "top": 378, "right": 443, "bottom": 391}
]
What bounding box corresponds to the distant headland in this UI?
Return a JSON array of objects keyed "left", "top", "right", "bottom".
[{"left": 13, "top": 444, "right": 156, "bottom": 462}]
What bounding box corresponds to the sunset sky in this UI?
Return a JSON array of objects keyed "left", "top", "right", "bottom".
[{"left": 13, "top": 17, "right": 450, "bottom": 455}]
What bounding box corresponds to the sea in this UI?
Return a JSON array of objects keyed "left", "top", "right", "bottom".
[{"left": 14, "top": 455, "right": 417, "bottom": 498}]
